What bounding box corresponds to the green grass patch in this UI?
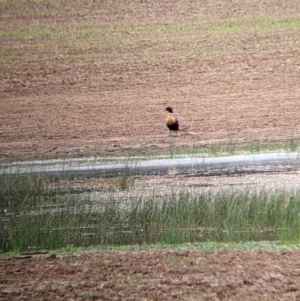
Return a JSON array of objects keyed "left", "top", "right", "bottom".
[
  {"left": 163, "top": 135, "right": 299, "bottom": 158},
  {"left": 1, "top": 170, "right": 300, "bottom": 253}
]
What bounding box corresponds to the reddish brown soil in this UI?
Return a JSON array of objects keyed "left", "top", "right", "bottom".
[
  {"left": 1, "top": 1, "right": 300, "bottom": 299},
  {"left": 2, "top": 249, "right": 300, "bottom": 301},
  {"left": 1, "top": 0, "right": 300, "bottom": 162}
]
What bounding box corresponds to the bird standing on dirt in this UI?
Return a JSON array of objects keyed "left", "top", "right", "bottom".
[{"left": 165, "top": 107, "right": 179, "bottom": 136}]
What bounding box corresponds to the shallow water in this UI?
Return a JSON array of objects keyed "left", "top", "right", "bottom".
[{"left": 1, "top": 152, "right": 300, "bottom": 177}]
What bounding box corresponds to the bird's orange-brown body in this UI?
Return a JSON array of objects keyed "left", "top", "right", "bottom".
[{"left": 165, "top": 107, "right": 179, "bottom": 135}]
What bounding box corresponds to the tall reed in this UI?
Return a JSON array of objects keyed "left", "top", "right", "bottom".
[{"left": 1, "top": 171, "right": 300, "bottom": 253}]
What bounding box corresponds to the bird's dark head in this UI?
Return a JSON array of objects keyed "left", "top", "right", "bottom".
[{"left": 165, "top": 107, "right": 173, "bottom": 113}]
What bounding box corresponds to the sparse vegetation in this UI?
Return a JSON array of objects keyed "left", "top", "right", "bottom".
[
  {"left": 119, "top": 164, "right": 135, "bottom": 191},
  {"left": 166, "top": 135, "right": 298, "bottom": 158},
  {"left": 287, "top": 135, "right": 298, "bottom": 152}
]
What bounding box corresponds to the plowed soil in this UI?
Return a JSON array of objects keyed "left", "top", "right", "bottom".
[
  {"left": 1, "top": 0, "right": 300, "bottom": 162},
  {"left": 1, "top": 0, "right": 300, "bottom": 300},
  {"left": 2, "top": 249, "right": 300, "bottom": 301}
]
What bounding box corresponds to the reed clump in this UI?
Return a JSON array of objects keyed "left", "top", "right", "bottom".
[{"left": 1, "top": 171, "right": 300, "bottom": 253}]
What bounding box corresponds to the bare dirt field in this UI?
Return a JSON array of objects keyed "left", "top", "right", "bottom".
[
  {"left": 1, "top": 0, "right": 300, "bottom": 300},
  {"left": 2, "top": 249, "right": 300, "bottom": 301},
  {"left": 1, "top": 0, "right": 300, "bottom": 162}
]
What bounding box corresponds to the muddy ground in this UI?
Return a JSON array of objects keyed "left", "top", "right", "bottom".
[{"left": 1, "top": 0, "right": 300, "bottom": 300}]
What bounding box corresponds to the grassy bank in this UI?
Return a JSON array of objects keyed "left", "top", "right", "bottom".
[{"left": 1, "top": 169, "right": 300, "bottom": 253}]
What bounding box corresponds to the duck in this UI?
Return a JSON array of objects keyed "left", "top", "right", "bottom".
[{"left": 165, "top": 107, "right": 179, "bottom": 135}]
